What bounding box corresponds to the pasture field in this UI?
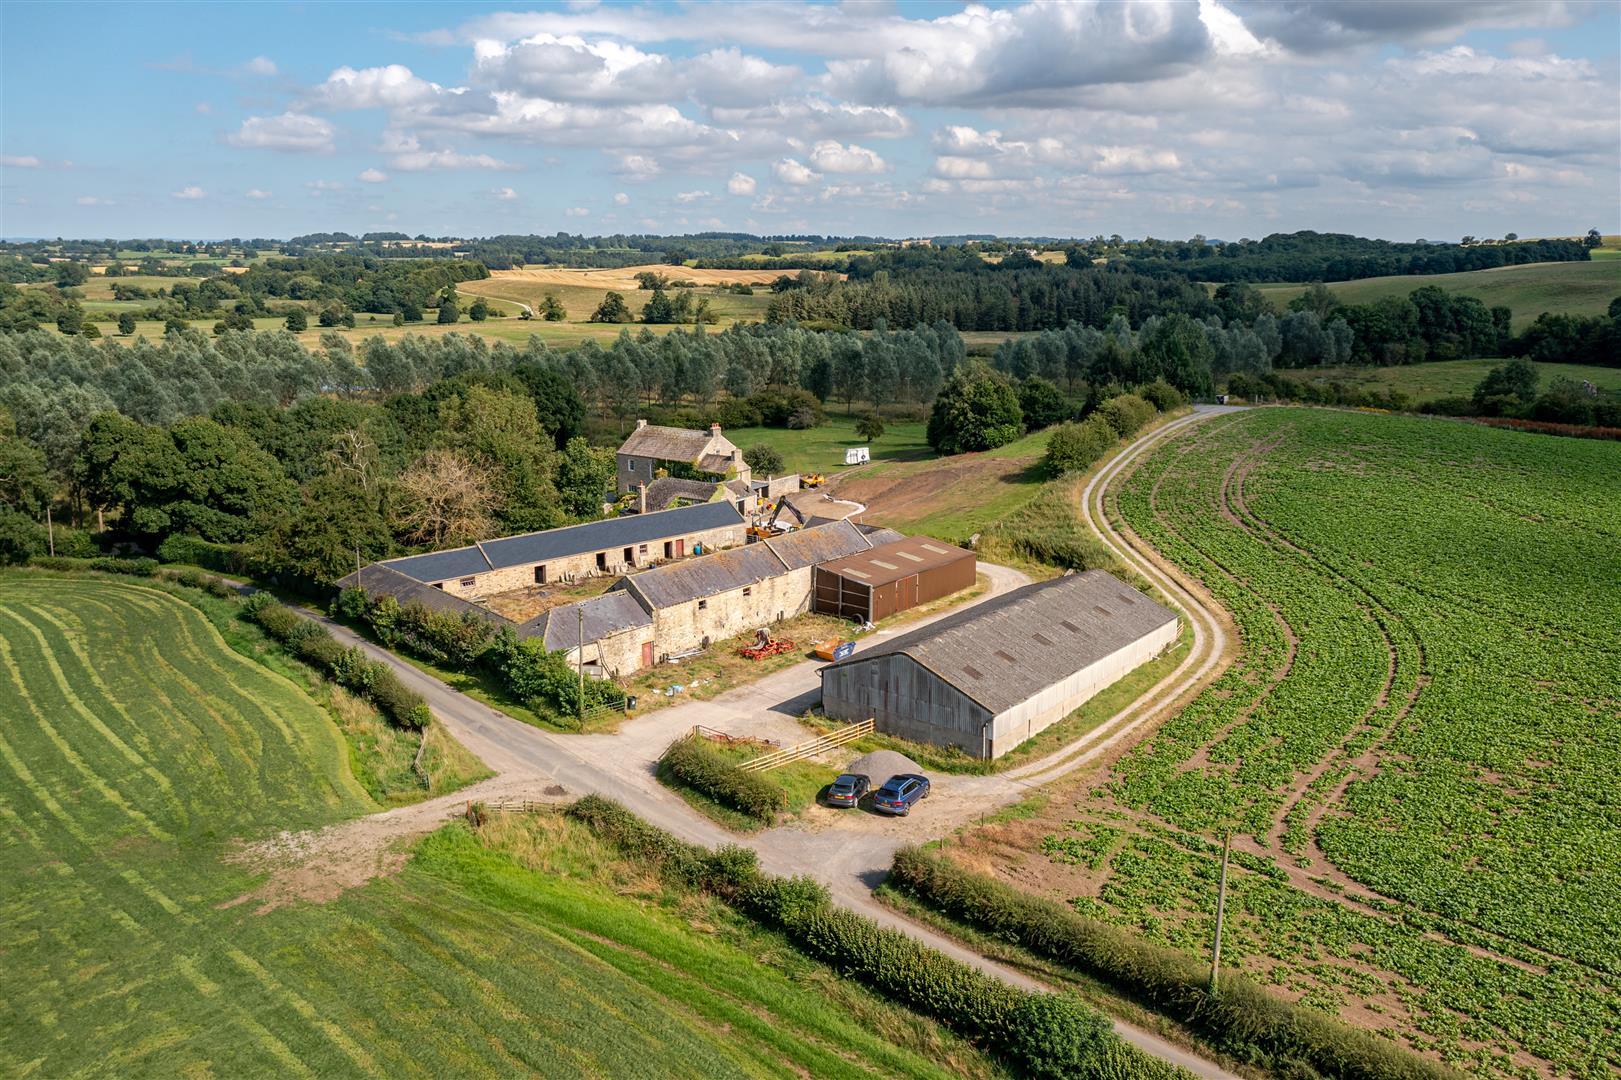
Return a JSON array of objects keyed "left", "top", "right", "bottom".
[
  {"left": 954, "top": 409, "right": 1621, "bottom": 1077},
  {"left": 1255, "top": 259, "right": 1620, "bottom": 329},
  {"left": 1276, "top": 357, "right": 1621, "bottom": 400},
  {"left": 0, "top": 573, "right": 1003, "bottom": 1080},
  {"left": 722, "top": 415, "right": 933, "bottom": 477}
]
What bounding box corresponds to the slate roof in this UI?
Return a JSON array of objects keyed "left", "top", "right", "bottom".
[
  {"left": 334, "top": 563, "right": 524, "bottom": 632},
  {"left": 774, "top": 490, "right": 864, "bottom": 525},
  {"left": 817, "top": 536, "right": 975, "bottom": 587},
  {"left": 616, "top": 520, "right": 886, "bottom": 609},
  {"left": 641, "top": 477, "right": 722, "bottom": 512},
  {"left": 524, "top": 591, "right": 653, "bottom": 652},
  {"left": 617, "top": 423, "right": 715, "bottom": 462},
  {"left": 375, "top": 501, "right": 744, "bottom": 584},
  {"left": 823, "top": 570, "right": 1177, "bottom": 715}
]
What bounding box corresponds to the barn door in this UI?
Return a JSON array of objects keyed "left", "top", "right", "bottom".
[{"left": 640, "top": 641, "right": 654, "bottom": 669}]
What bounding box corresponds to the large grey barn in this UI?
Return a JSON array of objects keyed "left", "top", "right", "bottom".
[{"left": 819, "top": 571, "right": 1179, "bottom": 759}]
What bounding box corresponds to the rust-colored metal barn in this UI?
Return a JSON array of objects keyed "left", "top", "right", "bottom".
[{"left": 813, "top": 537, "right": 976, "bottom": 623}]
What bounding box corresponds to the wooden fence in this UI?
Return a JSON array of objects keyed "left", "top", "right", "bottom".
[{"left": 738, "top": 720, "right": 875, "bottom": 773}]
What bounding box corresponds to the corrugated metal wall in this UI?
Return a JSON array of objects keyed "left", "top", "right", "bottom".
[{"left": 821, "top": 653, "right": 992, "bottom": 756}]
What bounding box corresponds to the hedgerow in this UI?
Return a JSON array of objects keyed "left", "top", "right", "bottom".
[
  {"left": 888, "top": 846, "right": 1461, "bottom": 1080},
  {"left": 566, "top": 795, "right": 1170, "bottom": 1080},
  {"left": 658, "top": 734, "right": 787, "bottom": 823}
]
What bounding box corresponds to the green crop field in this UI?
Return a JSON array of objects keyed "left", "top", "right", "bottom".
[
  {"left": 1277, "top": 357, "right": 1621, "bottom": 400},
  {"left": 1256, "top": 259, "right": 1621, "bottom": 330},
  {"left": 1001, "top": 410, "right": 1621, "bottom": 1077},
  {"left": 0, "top": 573, "right": 1001, "bottom": 1079}
]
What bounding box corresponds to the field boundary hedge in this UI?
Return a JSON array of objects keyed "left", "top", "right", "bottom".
[
  {"left": 566, "top": 795, "right": 1188, "bottom": 1079},
  {"left": 888, "top": 846, "right": 1463, "bottom": 1080}
]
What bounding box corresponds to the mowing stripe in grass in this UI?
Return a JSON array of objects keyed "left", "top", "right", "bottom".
[
  {"left": 226, "top": 948, "right": 382, "bottom": 1077},
  {"left": 117, "top": 869, "right": 193, "bottom": 923},
  {"left": 0, "top": 605, "right": 173, "bottom": 794},
  {"left": 171, "top": 957, "right": 318, "bottom": 1080},
  {"left": 0, "top": 716, "right": 106, "bottom": 853}
]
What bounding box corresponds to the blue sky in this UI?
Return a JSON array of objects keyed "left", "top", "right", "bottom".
[{"left": 2, "top": 1, "right": 1617, "bottom": 241}]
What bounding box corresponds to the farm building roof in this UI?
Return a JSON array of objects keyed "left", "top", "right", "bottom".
[
  {"left": 817, "top": 536, "right": 975, "bottom": 588},
  {"left": 618, "top": 520, "right": 888, "bottom": 609},
  {"left": 617, "top": 422, "right": 717, "bottom": 462},
  {"left": 772, "top": 490, "right": 865, "bottom": 526},
  {"left": 335, "top": 563, "right": 525, "bottom": 632},
  {"left": 523, "top": 591, "right": 652, "bottom": 652},
  {"left": 374, "top": 501, "right": 744, "bottom": 584},
  {"left": 640, "top": 477, "right": 725, "bottom": 512},
  {"left": 823, "top": 571, "right": 1177, "bottom": 715}
]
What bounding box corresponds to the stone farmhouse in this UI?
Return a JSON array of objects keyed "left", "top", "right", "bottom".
[
  {"left": 617, "top": 420, "right": 751, "bottom": 494},
  {"left": 820, "top": 571, "right": 1178, "bottom": 758},
  {"left": 346, "top": 501, "right": 746, "bottom": 602}
]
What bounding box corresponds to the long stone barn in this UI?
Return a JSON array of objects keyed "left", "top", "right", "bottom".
[
  {"left": 349, "top": 500, "right": 746, "bottom": 601},
  {"left": 818, "top": 570, "right": 1179, "bottom": 759}
]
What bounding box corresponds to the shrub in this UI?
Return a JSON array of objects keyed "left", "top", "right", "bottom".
[
  {"left": 48, "top": 527, "right": 98, "bottom": 558},
  {"left": 241, "top": 590, "right": 277, "bottom": 616},
  {"left": 979, "top": 482, "right": 1116, "bottom": 572},
  {"left": 294, "top": 632, "right": 348, "bottom": 673},
  {"left": 156, "top": 534, "right": 243, "bottom": 573},
  {"left": 205, "top": 577, "right": 238, "bottom": 598},
  {"left": 660, "top": 734, "right": 787, "bottom": 823},
  {"left": 749, "top": 387, "right": 824, "bottom": 428},
  {"left": 368, "top": 666, "right": 429, "bottom": 729},
  {"left": 889, "top": 847, "right": 1462, "bottom": 1080},
  {"left": 174, "top": 568, "right": 207, "bottom": 589},
  {"left": 1003, "top": 992, "right": 1114, "bottom": 1079},
  {"left": 1095, "top": 393, "right": 1156, "bottom": 438},
  {"left": 1044, "top": 415, "right": 1119, "bottom": 476},
  {"left": 1138, "top": 379, "right": 1187, "bottom": 412},
  {"left": 1018, "top": 376, "right": 1070, "bottom": 431},
  {"left": 927, "top": 362, "right": 1024, "bottom": 455},
  {"left": 0, "top": 509, "right": 46, "bottom": 565},
  {"left": 743, "top": 444, "right": 786, "bottom": 477},
  {"left": 253, "top": 602, "right": 304, "bottom": 642}
]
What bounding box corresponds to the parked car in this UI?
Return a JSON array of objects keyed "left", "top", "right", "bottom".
[
  {"left": 871, "top": 773, "right": 930, "bottom": 816},
  {"left": 824, "top": 772, "right": 870, "bottom": 808}
]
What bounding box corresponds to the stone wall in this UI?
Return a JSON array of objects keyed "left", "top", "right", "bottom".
[{"left": 650, "top": 566, "right": 814, "bottom": 657}]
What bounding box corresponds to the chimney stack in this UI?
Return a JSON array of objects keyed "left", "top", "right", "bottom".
[
  {"left": 711, "top": 423, "right": 722, "bottom": 438},
  {"left": 636, "top": 418, "right": 647, "bottom": 430},
  {"left": 638, "top": 482, "right": 647, "bottom": 515}
]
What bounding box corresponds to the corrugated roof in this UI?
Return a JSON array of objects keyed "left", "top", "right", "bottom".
[
  {"left": 818, "top": 536, "right": 975, "bottom": 587},
  {"left": 376, "top": 501, "right": 744, "bottom": 584},
  {"left": 618, "top": 423, "right": 715, "bottom": 462},
  {"left": 763, "top": 518, "right": 877, "bottom": 570},
  {"left": 526, "top": 591, "right": 652, "bottom": 652},
  {"left": 824, "top": 571, "right": 1177, "bottom": 714}
]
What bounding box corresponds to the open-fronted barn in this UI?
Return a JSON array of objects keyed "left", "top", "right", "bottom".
[
  {"left": 819, "top": 571, "right": 1178, "bottom": 759},
  {"left": 813, "top": 537, "right": 976, "bottom": 623}
]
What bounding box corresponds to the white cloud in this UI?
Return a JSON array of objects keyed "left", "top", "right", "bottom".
[
  {"left": 565, "top": 206, "right": 590, "bottom": 217},
  {"left": 75, "top": 195, "right": 113, "bottom": 206},
  {"left": 681, "top": 47, "right": 800, "bottom": 106},
  {"left": 194, "top": 102, "right": 212, "bottom": 115},
  {"left": 773, "top": 157, "right": 819, "bottom": 185},
  {"left": 674, "top": 189, "right": 710, "bottom": 203},
  {"left": 306, "top": 179, "right": 345, "bottom": 196},
  {"left": 245, "top": 188, "right": 272, "bottom": 199},
  {"left": 727, "top": 171, "right": 756, "bottom": 195},
  {"left": 612, "top": 153, "right": 661, "bottom": 180},
  {"left": 358, "top": 168, "right": 389, "bottom": 183},
  {"left": 228, "top": 112, "right": 335, "bottom": 152},
  {"left": 614, "top": 191, "right": 630, "bottom": 204},
  {"left": 171, "top": 185, "right": 206, "bottom": 200},
  {"left": 378, "top": 130, "right": 514, "bottom": 170},
  {"left": 1, "top": 154, "right": 41, "bottom": 168},
  {"left": 808, "top": 139, "right": 887, "bottom": 174},
  {"left": 493, "top": 186, "right": 518, "bottom": 200},
  {"left": 316, "top": 64, "right": 456, "bottom": 109},
  {"left": 243, "top": 56, "right": 278, "bottom": 76}
]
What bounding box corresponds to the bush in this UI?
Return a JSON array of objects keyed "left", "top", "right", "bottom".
[
  {"left": 253, "top": 602, "right": 304, "bottom": 642},
  {"left": 1044, "top": 415, "right": 1119, "bottom": 476},
  {"left": 749, "top": 387, "right": 824, "bottom": 428},
  {"left": 1004, "top": 992, "right": 1114, "bottom": 1079},
  {"left": 156, "top": 534, "right": 244, "bottom": 573},
  {"left": 1018, "top": 376, "right": 1070, "bottom": 431},
  {"left": 743, "top": 444, "right": 786, "bottom": 477},
  {"left": 660, "top": 734, "right": 787, "bottom": 823},
  {"left": 49, "top": 527, "right": 98, "bottom": 558},
  {"left": 889, "top": 847, "right": 1463, "bottom": 1080},
  {"left": 368, "top": 665, "right": 429, "bottom": 729},
  {"left": 927, "top": 362, "right": 1024, "bottom": 455},
  {"left": 241, "top": 590, "right": 277, "bottom": 616},
  {"left": 1138, "top": 379, "right": 1187, "bottom": 412},
  {"left": 979, "top": 482, "right": 1116, "bottom": 572},
  {"left": 0, "top": 509, "right": 47, "bottom": 565},
  {"left": 1094, "top": 393, "right": 1156, "bottom": 438}
]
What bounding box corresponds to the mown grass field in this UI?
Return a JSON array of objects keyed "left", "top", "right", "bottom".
[
  {"left": 1256, "top": 258, "right": 1621, "bottom": 329},
  {"left": 1276, "top": 357, "right": 1621, "bottom": 399},
  {"left": 722, "top": 415, "right": 933, "bottom": 478},
  {"left": 0, "top": 572, "right": 1004, "bottom": 1079},
  {"left": 960, "top": 409, "right": 1621, "bottom": 1077}
]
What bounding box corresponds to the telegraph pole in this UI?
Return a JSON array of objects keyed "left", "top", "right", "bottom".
[
  {"left": 577, "top": 604, "right": 586, "bottom": 725},
  {"left": 1209, "top": 831, "right": 1231, "bottom": 996},
  {"left": 46, "top": 505, "right": 55, "bottom": 557}
]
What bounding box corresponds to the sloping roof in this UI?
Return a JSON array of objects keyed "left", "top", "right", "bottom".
[
  {"left": 335, "top": 563, "right": 522, "bottom": 632},
  {"left": 818, "top": 536, "right": 975, "bottom": 587},
  {"left": 775, "top": 490, "right": 864, "bottom": 524},
  {"left": 857, "top": 524, "right": 905, "bottom": 546},
  {"left": 617, "top": 543, "right": 788, "bottom": 609},
  {"left": 376, "top": 501, "right": 744, "bottom": 584},
  {"left": 641, "top": 477, "right": 723, "bottom": 512},
  {"left": 618, "top": 423, "right": 714, "bottom": 462},
  {"left": 763, "top": 519, "right": 880, "bottom": 570},
  {"left": 824, "top": 571, "right": 1177, "bottom": 715},
  {"left": 524, "top": 591, "right": 652, "bottom": 652}
]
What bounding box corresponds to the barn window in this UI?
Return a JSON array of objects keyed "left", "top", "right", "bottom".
[
  {"left": 743, "top": 586, "right": 752, "bottom": 597},
  {"left": 460, "top": 577, "right": 476, "bottom": 587},
  {"left": 698, "top": 599, "right": 708, "bottom": 610}
]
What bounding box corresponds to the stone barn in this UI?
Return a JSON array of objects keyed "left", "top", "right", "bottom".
[
  {"left": 813, "top": 537, "right": 977, "bottom": 623},
  {"left": 819, "top": 571, "right": 1179, "bottom": 759},
  {"left": 522, "top": 591, "right": 656, "bottom": 676},
  {"left": 353, "top": 501, "right": 745, "bottom": 601}
]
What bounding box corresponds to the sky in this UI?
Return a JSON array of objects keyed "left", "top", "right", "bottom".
[{"left": 1, "top": 0, "right": 1617, "bottom": 242}]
